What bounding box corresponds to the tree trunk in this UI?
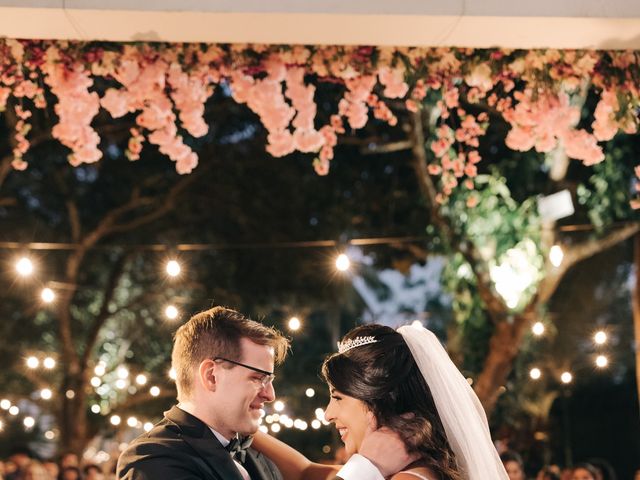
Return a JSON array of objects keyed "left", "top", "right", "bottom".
[
  {"left": 474, "top": 313, "right": 532, "bottom": 414},
  {"left": 633, "top": 233, "right": 640, "bottom": 416},
  {"left": 59, "top": 368, "right": 90, "bottom": 454}
]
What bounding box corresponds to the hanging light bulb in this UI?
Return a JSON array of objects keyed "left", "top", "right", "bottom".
[
  {"left": 165, "top": 305, "right": 179, "bottom": 320},
  {"left": 166, "top": 260, "right": 181, "bottom": 277},
  {"left": 594, "top": 330, "right": 607, "bottom": 345},
  {"left": 529, "top": 368, "right": 542, "bottom": 380},
  {"left": 16, "top": 257, "right": 34, "bottom": 277},
  {"left": 549, "top": 245, "right": 564, "bottom": 267},
  {"left": 335, "top": 253, "right": 350, "bottom": 272},
  {"left": 595, "top": 355, "right": 608, "bottom": 368},
  {"left": 532, "top": 322, "right": 545, "bottom": 336},
  {"left": 288, "top": 317, "right": 301, "bottom": 331},
  {"left": 560, "top": 371, "right": 573, "bottom": 384},
  {"left": 41, "top": 287, "right": 56, "bottom": 303}
]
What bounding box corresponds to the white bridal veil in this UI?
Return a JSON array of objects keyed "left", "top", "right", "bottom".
[{"left": 397, "top": 324, "right": 509, "bottom": 480}]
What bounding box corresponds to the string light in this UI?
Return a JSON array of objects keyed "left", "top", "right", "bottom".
[
  {"left": 549, "top": 245, "right": 564, "bottom": 267},
  {"left": 65, "top": 390, "right": 75, "bottom": 399},
  {"left": 94, "top": 363, "right": 106, "bottom": 376},
  {"left": 15, "top": 257, "right": 34, "bottom": 277},
  {"left": 532, "top": 322, "right": 545, "bottom": 336},
  {"left": 561, "top": 371, "right": 573, "bottom": 384},
  {"left": 23, "top": 417, "right": 35, "bottom": 429},
  {"left": 44, "top": 430, "right": 55, "bottom": 440},
  {"left": 288, "top": 317, "right": 301, "bottom": 331},
  {"left": 149, "top": 386, "right": 160, "bottom": 397},
  {"left": 43, "top": 357, "right": 56, "bottom": 369},
  {"left": 335, "top": 253, "right": 350, "bottom": 272},
  {"left": 305, "top": 388, "right": 315, "bottom": 398},
  {"left": 166, "top": 260, "right": 182, "bottom": 277},
  {"left": 127, "top": 416, "right": 138, "bottom": 428},
  {"left": 41, "top": 287, "right": 55, "bottom": 303},
  {"left": 595, "top": 355, "right": 609, "bottom": 368},
  {"left": 271, "top": 423, "right": 281, "bottom": 433},
  {"left": 91, "top": 377, "right": 101, "bottom": 387},
  {"left": 40, "top": 388, "right": 52, "bottom": 400},
  {"left": 529, "top": 368, "right": 542, "bottom": 380},
  {"left": 26, "top": 356, "right": 39, "bottom": 369},
  {"left": 0, "top": 399, "right": 10, "bottom": 410},
  {"left": 144, "top": 422, "right": 154, "bottom": 432},
  {"left": 135, "top": 374, "right": 147, "bottom": 386},
  {"left": 9, "top": 406, "right": 19, "bottom": 415},
  {"left": 91, "top": 405, "right": 101, "bottom": 414},
  {"left": 165, "top": 305, "right": 179, "bottom": 320},
  {"left": 311, "top": 420, "right": 322, "bottom": 429},
  {"left": 168, "top": 368, "right": 177, "bottom": 380},
  {"left": 274, "top": 400, "right": 285, "bottom": 412},
  {"left": 115, "top": 379, "right": 127, "bottom": 390},
  {"left": 116, "top": 366, "right": 129, "bottom": 379},
  {"left": 594, "top": 330, "right": 607, "bottom": 345},
  {"left": 110, "top": 415, "right": 121, "bottom": 426}
]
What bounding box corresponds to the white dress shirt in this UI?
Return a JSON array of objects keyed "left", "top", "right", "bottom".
[
  {"left": 337, "top": 454, "right": 385, "bottom": 480},
  {"left": 208, "top": 426, "right": 252, "bottom": 480}
]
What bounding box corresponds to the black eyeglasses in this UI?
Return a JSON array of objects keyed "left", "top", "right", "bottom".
[{"left": 213, "top": 357, "right": 275, "bottom": 388}]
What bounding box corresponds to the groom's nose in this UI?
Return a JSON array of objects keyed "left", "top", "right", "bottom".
[{"left": 259, "top": 381, "right": 276, "bottom": 402}]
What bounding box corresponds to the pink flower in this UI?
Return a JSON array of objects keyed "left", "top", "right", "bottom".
[
  {"left": 313, "top": 157, "right": 330, "bottom": 175},
  {"left": 562, "top": 130, "right": 605, "bottom": 165},
  {"left": 266, "top": 130, "right": 295, "bottom": 157},
  {"left": 101, "top": 88, "right": 130, "bottom": 118},
  {"left": 378, "top": 67, "right": 409, "bottom": 99},
  {"left": 293, "top": 129, "right": 325, "bottom": 153},
  {"left": 443, "top": 87, "right": 459, "bottom": 109}
]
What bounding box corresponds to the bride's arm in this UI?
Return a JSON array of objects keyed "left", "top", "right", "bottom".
[{"left": 251, "top": 430, "right": 341, "bottom": 480}]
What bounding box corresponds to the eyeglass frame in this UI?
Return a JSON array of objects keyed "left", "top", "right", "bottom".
[{"left": 213, "top": 356, "right": 275, "bottom": 388}]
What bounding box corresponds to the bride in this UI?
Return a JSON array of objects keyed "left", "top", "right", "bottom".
[{"left": 252, "top": 323, "right": 508, "bottom": 480}]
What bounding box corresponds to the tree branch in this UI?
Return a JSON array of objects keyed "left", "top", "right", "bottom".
[
  {"left": 80, "top": 251, "right": 133, "bottom": 369},
  {"left": 534, "top": 222, "right": 640, "bottom": 305}
]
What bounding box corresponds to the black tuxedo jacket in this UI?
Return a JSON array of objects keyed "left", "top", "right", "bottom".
[{"left": 117, "top": 405, "right": 283, "bottom": 480}]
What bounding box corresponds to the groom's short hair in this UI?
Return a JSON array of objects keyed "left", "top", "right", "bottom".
[{"left": 172, "top": 306, "right": 288, "bottom": 401}]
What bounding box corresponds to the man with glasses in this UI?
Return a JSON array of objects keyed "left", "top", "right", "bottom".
[{"left": 117, "top": 306, "right": 411, "bottom": 480}]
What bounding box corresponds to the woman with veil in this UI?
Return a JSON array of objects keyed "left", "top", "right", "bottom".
[{"left": 252, "top": 323, "right": 509, "bottom": 480}]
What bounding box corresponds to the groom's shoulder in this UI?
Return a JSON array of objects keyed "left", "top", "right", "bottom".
[{"left": 250, "top": 449, "right": 284, "bottom": 480}]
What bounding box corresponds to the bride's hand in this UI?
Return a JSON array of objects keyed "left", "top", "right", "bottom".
[{"left": 357, "top": 412, "right": 419, "bottom": 478}]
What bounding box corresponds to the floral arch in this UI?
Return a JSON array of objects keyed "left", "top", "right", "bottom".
[{"left": 1, "top": 40, "right": 639, "bottom": 203}]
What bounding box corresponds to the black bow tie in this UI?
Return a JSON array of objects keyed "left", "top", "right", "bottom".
[{"left": 226, "top": 435, "right": 253, "bottom": 464}]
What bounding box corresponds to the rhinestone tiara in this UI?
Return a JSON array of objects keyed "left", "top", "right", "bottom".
[{"left": 337, "top": 336, "right": 378, "bottom": 354}]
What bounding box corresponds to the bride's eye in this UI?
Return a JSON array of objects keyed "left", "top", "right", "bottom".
[{"left": 331, "top": 394, "right": 342, "bottom": 401}]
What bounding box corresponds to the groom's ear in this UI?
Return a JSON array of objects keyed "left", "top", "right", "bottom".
[{"left": 198, "top": 359, "right": 218, "bottom": 392}]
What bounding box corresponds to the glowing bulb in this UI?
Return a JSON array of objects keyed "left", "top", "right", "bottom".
[
  {"left": 561, "top": 371, "right": 573, "bottom": 384},
  {"left": 23, "top": 417, "right": 35, "bottom": 429},
  {"left": 40, "top": 388, "right": 52, "bottom": 400},
  {"left": 549, "top": 245, "right": 564, "bottom": 267},
  {"left": 532, "top": 322, "right": 545, "bottom": 336},
  {"left": 127, "top": 416, "right": 138, "bottom": 427},
  {"left": 94, "top": 363, "right": 106, "bottom": 376},
  {"left": 115, "top": 379, "right": 127, "bottom": 390},
  {"left": 41, "top": 288, "right": 55, "bottom": 303},
  {"left": 594, "top": 331, "right": 607, "bottom": 345},
  {"left": 166, "top": 260, "right": 181, "bottom": 277},
  {"left": 274, "top": 400, "right": 285, "bottom": 412},
  {"left": 305, "top": 388, "right": 315, "bottom": 398},
  {"left": 91, "top": 404, "right": 101, "bottom": 414},
  {"left": 311, "top": 419, "right": 322, "bottom": 429},
  {"left": 149, "top": 386, "right": 160, "bottom": 397},
  {"left": 43, "top": 357, "right": 56, "bottom": 369},
  {"left": 165, "top": 305, "right": 179, "bottom": 320},
  {"left": 136, "top": 374, "right": 147, "bottom": 385},
  {"left": 116, "top": 366, "right": 129, "bottom": 379},
  {"left": 288, "top": 317, "right": 301, "bottom": 331},
  {"left": 0, "top": 399, "right": 10, "bottom": 410},
  {"left": 9, "top": 406, "right": 19, "bottom": 415},
  {"left": 315, "top": 408, "right": 325, "bottom": 420},
  {"left": 144, "top": 422, "right": 153, "bottom": 432},
  {"left": 596, "top": 355, "right": 608, "bottom": 368},
  {"left": 270, "top": 423, "right": 281, "bottom": 433},
  {"left": 16, "top": 257, "right": 34, "bottom": 277},
  {"left": 259, "top": 425, "right": 268, "bottom": 433},
  {"left": 529, "top": 368, "right": 542, "bottom": 380},
  {"left": 336, "top": 253, "right": 350, "bottom": 272},
  {"left": 91, "top": 377, "right": 101, "bottom": 387},
  {"left": 44, "top": 430, "right": 55, "bottom": 440},
  {"left": 26, "top": 356, "right": 39, "bottom": 369},
  {"left": 110, "top": 415, "right": 121, "bottom": 426},
  {"left": 65, "top": 390, "right": 75, "bottom": 399},
  {"left": 169, "top": 368, "right": 177, "bottom": 380}
]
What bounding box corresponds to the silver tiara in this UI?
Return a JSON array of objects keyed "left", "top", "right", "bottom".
[{"left": 337, "top": 336, "right": 378, "bottom": 354}]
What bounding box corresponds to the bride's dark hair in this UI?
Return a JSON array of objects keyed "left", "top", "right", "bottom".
[{"left": 322, "top": 324, "right": 462, "bottom": 480}]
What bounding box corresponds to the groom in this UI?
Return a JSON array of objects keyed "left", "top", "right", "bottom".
[{"left": 117, "top": 306, "right": 410, "bottom": 480}]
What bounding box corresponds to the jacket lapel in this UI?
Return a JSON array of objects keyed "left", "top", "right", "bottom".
[
  {"left": 165, "top": 406, "right": 245, "bottom": 480},
  {"left": 244, "top": 449, "right": 272, "bottom": 480}
]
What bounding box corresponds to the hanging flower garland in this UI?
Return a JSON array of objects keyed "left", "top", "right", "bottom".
[{"left": 0, "top": 40, "right": 638, "bottom": 202}]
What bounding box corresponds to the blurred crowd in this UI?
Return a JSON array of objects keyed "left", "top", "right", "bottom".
[
  {"left": 0, "top": 447, "right": 113, "bottom": 480},
  {"left": 500, "top": 450, "right": 640, "bottom": 480}
]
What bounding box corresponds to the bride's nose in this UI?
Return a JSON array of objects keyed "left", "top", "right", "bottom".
[{"left": 324, "top": 402, "right": 336, "bottom": 423}]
